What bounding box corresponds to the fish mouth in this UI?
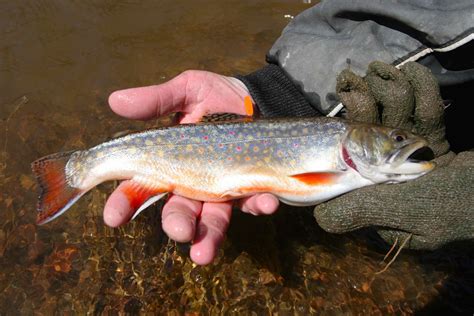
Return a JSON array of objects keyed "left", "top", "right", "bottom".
[
  {"left": 386, "top": 140, "right": 436, "bottom": 175},
  {"left": 407, "top": 146, "right": 435, "bottom": 162}
]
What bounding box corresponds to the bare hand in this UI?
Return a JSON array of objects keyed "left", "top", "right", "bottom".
[{"left": 104, "top": 70, "right": 279, "bottom": 265}]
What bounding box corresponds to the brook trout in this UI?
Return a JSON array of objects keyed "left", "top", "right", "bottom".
[{"left": 31, "top": 117, "right": 435, "bottom": 224}]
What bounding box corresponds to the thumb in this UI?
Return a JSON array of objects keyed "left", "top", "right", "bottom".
[{"left": 108, "top": 72, "right": 191, "bottom": 120}]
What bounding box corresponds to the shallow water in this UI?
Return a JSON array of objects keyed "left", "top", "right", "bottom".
[{"left": 0, "top": 1, "right": 472, "bottom": 314}]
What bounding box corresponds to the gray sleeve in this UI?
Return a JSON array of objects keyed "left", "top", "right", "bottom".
[{"left": 268, "top": 0, "right": 474, "bottom": 114}]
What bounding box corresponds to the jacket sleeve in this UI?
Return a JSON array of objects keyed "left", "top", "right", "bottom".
[
  {"left": 236, "top": 64, "right": 321, "bottom": 118},
  {"left": 244, "top": 0, "right": 474, "bottom": 116}
]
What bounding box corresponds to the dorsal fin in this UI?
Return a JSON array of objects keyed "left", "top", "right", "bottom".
[
  {"left": 200, "top": 95, "right": 255, "bottom": 123},
  {"left": 200, "top": 113, "right": 254, "bottom": 123}
]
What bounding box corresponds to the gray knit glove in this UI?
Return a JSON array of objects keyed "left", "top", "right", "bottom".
[{"left": 313, "top": 61, "right": 473, "bottom": 249}]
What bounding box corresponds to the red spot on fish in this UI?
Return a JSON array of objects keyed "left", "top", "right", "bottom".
[
  {"left": 227, "top": 157, "right": 232, "bottom": 161},
  {"left": 236, "top": 146, "right": 242, "bottom": 151},
  {"left": 293, "top": 143, "right": 299, "bottom": 148},
  {"left": 219, "top": 143, "right": 224, "bottom": 148},
  {"left": 203, "top": 136, "right": 209, "bottom": 140},
  {"left": 229, "top": 131, "right": 236, "bottom": 136},
  {"left": 291, "top": 172, "right": 341, "bottom": 185},
  {"left": 180, "top": 134, "right": 185, "bottom": 139},
  {"left": 342, "top": 147, "right": 357, "bottom": 171}
]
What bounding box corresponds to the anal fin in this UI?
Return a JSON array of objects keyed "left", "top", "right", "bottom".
[
  {"left": 120, "top": 180, "right": 168, "bottom": 220},
  {"left": 131, "top": 193, "right": 168, "bottom": 220}
]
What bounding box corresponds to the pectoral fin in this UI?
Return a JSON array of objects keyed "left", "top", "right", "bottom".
[{"left": 290, "top": 172, "right": 342, "bottom": 185}]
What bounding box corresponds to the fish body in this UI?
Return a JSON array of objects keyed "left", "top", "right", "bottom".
[{"left": 32, "top": 117, "right": 435, "bottom": 224}]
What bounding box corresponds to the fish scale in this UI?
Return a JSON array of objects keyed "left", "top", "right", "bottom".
[{"left": 31, "top": 117, "right": 435, "bottom": 224}]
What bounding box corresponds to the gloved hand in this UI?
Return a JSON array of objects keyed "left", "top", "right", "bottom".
[{"left": 314, "top": 61, "right": 474, "bottom": 249}]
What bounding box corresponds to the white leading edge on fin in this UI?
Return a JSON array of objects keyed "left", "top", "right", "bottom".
[{"left": 131, "top": 193, "right": 168, "bottom": 221}]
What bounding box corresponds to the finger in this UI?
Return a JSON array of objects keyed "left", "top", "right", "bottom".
[
  {"left": 161, "top": 194, "right": 202, "bottom": 243},
  {"left": 103, "top": 180, "right": 137, "bottom": 227},
  {"left": 400, "top": 62, "right": 449, "bottom": 157},
  {"left": 335, "top": 69, "right": 378, "bottom": 124},
  {"left": 108, "top": 73, "right": 190, "bottom": 120},
  {"left": 239, "top": 193, "right": 279, "bottom": 215},
  {"left": 365, "top": 61, "right": 414, "bottom": 130},
  {"left": 190, "top": 202, "right": 232, "bottom": 265}
]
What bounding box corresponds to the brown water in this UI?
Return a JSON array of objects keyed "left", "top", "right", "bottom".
[{"left": 0, "top": 1, "right": 472, "bottom": 314}]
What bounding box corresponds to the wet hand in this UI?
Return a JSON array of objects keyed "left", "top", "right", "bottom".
[{"left": 104, "top": 70, "right": 279, "bottom": 265}]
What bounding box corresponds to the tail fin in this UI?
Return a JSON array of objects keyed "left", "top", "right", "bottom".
[{"left": 31, "top": 151, "right": 85, "bottom": 225}]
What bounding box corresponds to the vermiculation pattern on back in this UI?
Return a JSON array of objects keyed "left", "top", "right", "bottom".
[
  {"left": 95, "top": 117, "right": 345, "bottom": 166},
  {"left": 65, "top": 117, "right": 349, "bottom": 192}
]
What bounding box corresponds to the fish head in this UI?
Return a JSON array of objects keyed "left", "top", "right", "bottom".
[{"left": 342, "top": 124, "right": 436, "bottom": 183}]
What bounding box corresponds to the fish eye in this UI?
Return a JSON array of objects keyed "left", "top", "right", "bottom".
[{"left": 393, "top": 134, "right": 406, "bottom": 142}]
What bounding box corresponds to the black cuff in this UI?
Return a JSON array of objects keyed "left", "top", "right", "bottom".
[{"left": 237, "top": 64, "right": 322, "bottom": 118}]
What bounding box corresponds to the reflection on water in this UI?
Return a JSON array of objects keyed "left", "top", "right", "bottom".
[{"left": 0, "top": 0, "right": 472, "bottom": 314}]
